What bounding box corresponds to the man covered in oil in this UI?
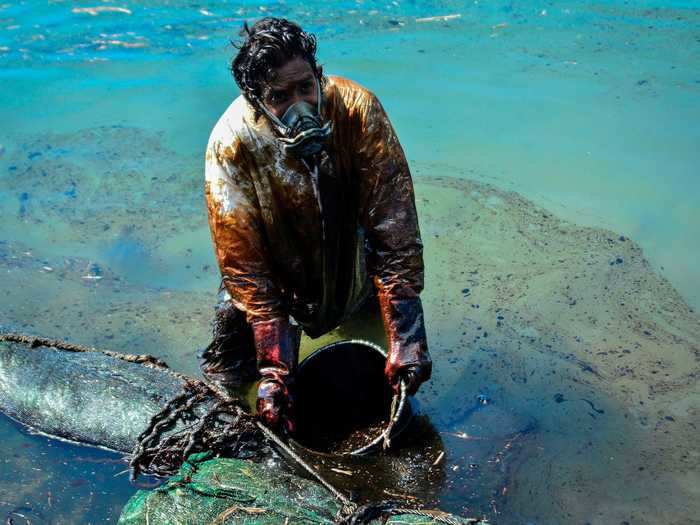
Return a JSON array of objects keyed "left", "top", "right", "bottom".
[{"left": 201, "top": 17, "right": 432, "bottom": 431}]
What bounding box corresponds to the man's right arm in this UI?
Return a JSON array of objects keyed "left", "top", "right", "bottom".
[
  {"left": 204, "top": 138, "right": 283, "bottom": 322},
  {"left": 205, "top": 137, "right": 298, "bottom": 430}
]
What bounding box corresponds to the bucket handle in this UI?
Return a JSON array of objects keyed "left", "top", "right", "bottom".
[{"left": 350, "top": 379, "right": 407, "bottom": 455}]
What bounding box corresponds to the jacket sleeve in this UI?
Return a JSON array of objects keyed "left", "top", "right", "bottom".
[
  {"left": 204, "top": 138, "right": 286, "bottom": 324},
  {"left": 354, "top": 91, "right": 430, "bottom": 377}
]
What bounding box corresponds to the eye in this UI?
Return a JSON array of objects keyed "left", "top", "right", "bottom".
[
  {"left": 299, "top": 80, "right": 313, "bottom": 93},
  {"left": 268, "top": 91, "right": 287, "bottom": 104}
]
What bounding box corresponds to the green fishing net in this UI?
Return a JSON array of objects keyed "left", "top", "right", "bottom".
[{"left": 118, "top": 452, "right": 469, "bottom": 524}]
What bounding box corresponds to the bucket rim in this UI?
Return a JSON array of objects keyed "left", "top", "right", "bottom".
[
  {"left": 300, "top": 338, "right": 386, "bottom": 363},
  {"left": 293, "top": 339, "right": 410, "bottom": 457}
]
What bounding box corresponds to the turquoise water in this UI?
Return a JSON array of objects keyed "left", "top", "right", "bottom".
[
  {"left": 1, "top": 1, "right": 699, "bottom": 523},
  {"left": 3, "top": 1, "right": 698, "bottom": 304}
]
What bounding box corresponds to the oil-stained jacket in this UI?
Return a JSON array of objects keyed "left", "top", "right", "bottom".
[{"left": 204, "top": 76, "right": 426, "bottom": 347}]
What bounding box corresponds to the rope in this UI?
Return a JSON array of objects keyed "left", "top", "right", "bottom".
[
  {"left": 0, "top": 332, "right": 176, "bottom": 373},
  {"left": 387, "top": 507, "right": 485, "bottom": 524},
  {"left": 338, "top": 501, "right": 487, "bottom": 525},
  {"left": 129, "top": 379, "right": 264, "bottom": 480},
  {"left": 254, "top": 420, "right": 357, "bottom": 515},
  {"left": 381, "top": 380, "right": 407, "bottom": 451}
]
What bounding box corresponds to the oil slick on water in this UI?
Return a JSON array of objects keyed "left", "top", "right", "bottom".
[{"left": 1, "top": 0, "right": 699, "bottom": 523}]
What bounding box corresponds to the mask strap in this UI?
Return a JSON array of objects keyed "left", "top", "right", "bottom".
[
  {"left": 256, "top": 76, "right": 324, "bottom": 136},
  {"left": 315, "top": 76, "right": 323, "bottom": 117},
  {"left": 258, "top": 101, "right": 289, "bottom": 136}
]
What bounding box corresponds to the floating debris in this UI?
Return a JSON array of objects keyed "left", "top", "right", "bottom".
[
  {"left": 416, "top": 14, "right": 461, "bottom": 23},
  {"left": 476, "top": 394, "right": 491, "bottom": 405},
  {"left": 329, "top": 467, "right": 353, "bottom": 476},
  {"left": 442, "top": 431, "right": 484, "bottom": 441},
  {"left": 94, "top": 39, "right": 147, "bottom": 49},
  {"left": 72, "top": 6, "right": 132, "bottom": 16},
  {"left": 383, "top": 489, "right": 418, "bottom": 501}
]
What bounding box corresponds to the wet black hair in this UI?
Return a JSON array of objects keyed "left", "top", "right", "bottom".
[{"left": 231, "top": 18, "right": 323, "bottom": 110}]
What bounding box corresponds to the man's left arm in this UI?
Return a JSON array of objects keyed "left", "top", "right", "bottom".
[{"left": 355, "top": 90, "right": 432, "bottom": 395}]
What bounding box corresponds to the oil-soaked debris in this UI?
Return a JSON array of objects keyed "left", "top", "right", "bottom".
[
  {"left": 324, "top": 420, "right": 389, "bottom": 455},
  {"left": 580, "top": 398, "right": 605, "bottom": 414}
]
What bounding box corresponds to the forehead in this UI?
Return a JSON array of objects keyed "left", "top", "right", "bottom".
[{"left": 267, "top": 57, "right": 315, "bottom": 90}]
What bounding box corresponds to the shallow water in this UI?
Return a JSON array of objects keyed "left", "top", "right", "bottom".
[{"left": 1, "top": 1, "right": 699, "bottom": 524}]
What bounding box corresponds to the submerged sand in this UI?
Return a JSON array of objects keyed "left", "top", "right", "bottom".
[{"left": 0, "top": 126, "right": 698, "bottom": 524}]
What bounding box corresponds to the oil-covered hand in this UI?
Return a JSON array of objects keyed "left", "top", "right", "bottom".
[
  {"left": 252, "top": 318, "right": 300, "bottom": 432},
  {"left": 256, "top": 377, "right": 294, "bottom": 432},
  {"left": 385, "top": 345, "right": 432, "bottom": 395},
  {"left": 379, "top": 294, "right": 432, "bottom": 395}
]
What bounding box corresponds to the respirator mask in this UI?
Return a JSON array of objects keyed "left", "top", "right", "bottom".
[{"left": 259, "top": 77, "right": 332, "bottom": 158}]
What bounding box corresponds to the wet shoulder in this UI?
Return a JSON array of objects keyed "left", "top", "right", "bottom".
[
  {"left": 206, "top": 96, "right": 252, "bottom": 163},
  {"left": 325, "top": 75, "right": 378, "bottom": 117}
]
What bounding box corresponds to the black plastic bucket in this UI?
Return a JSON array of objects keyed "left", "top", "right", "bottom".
[{"left": 292, "top": 339, "right": 412, "bottom": 456}]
